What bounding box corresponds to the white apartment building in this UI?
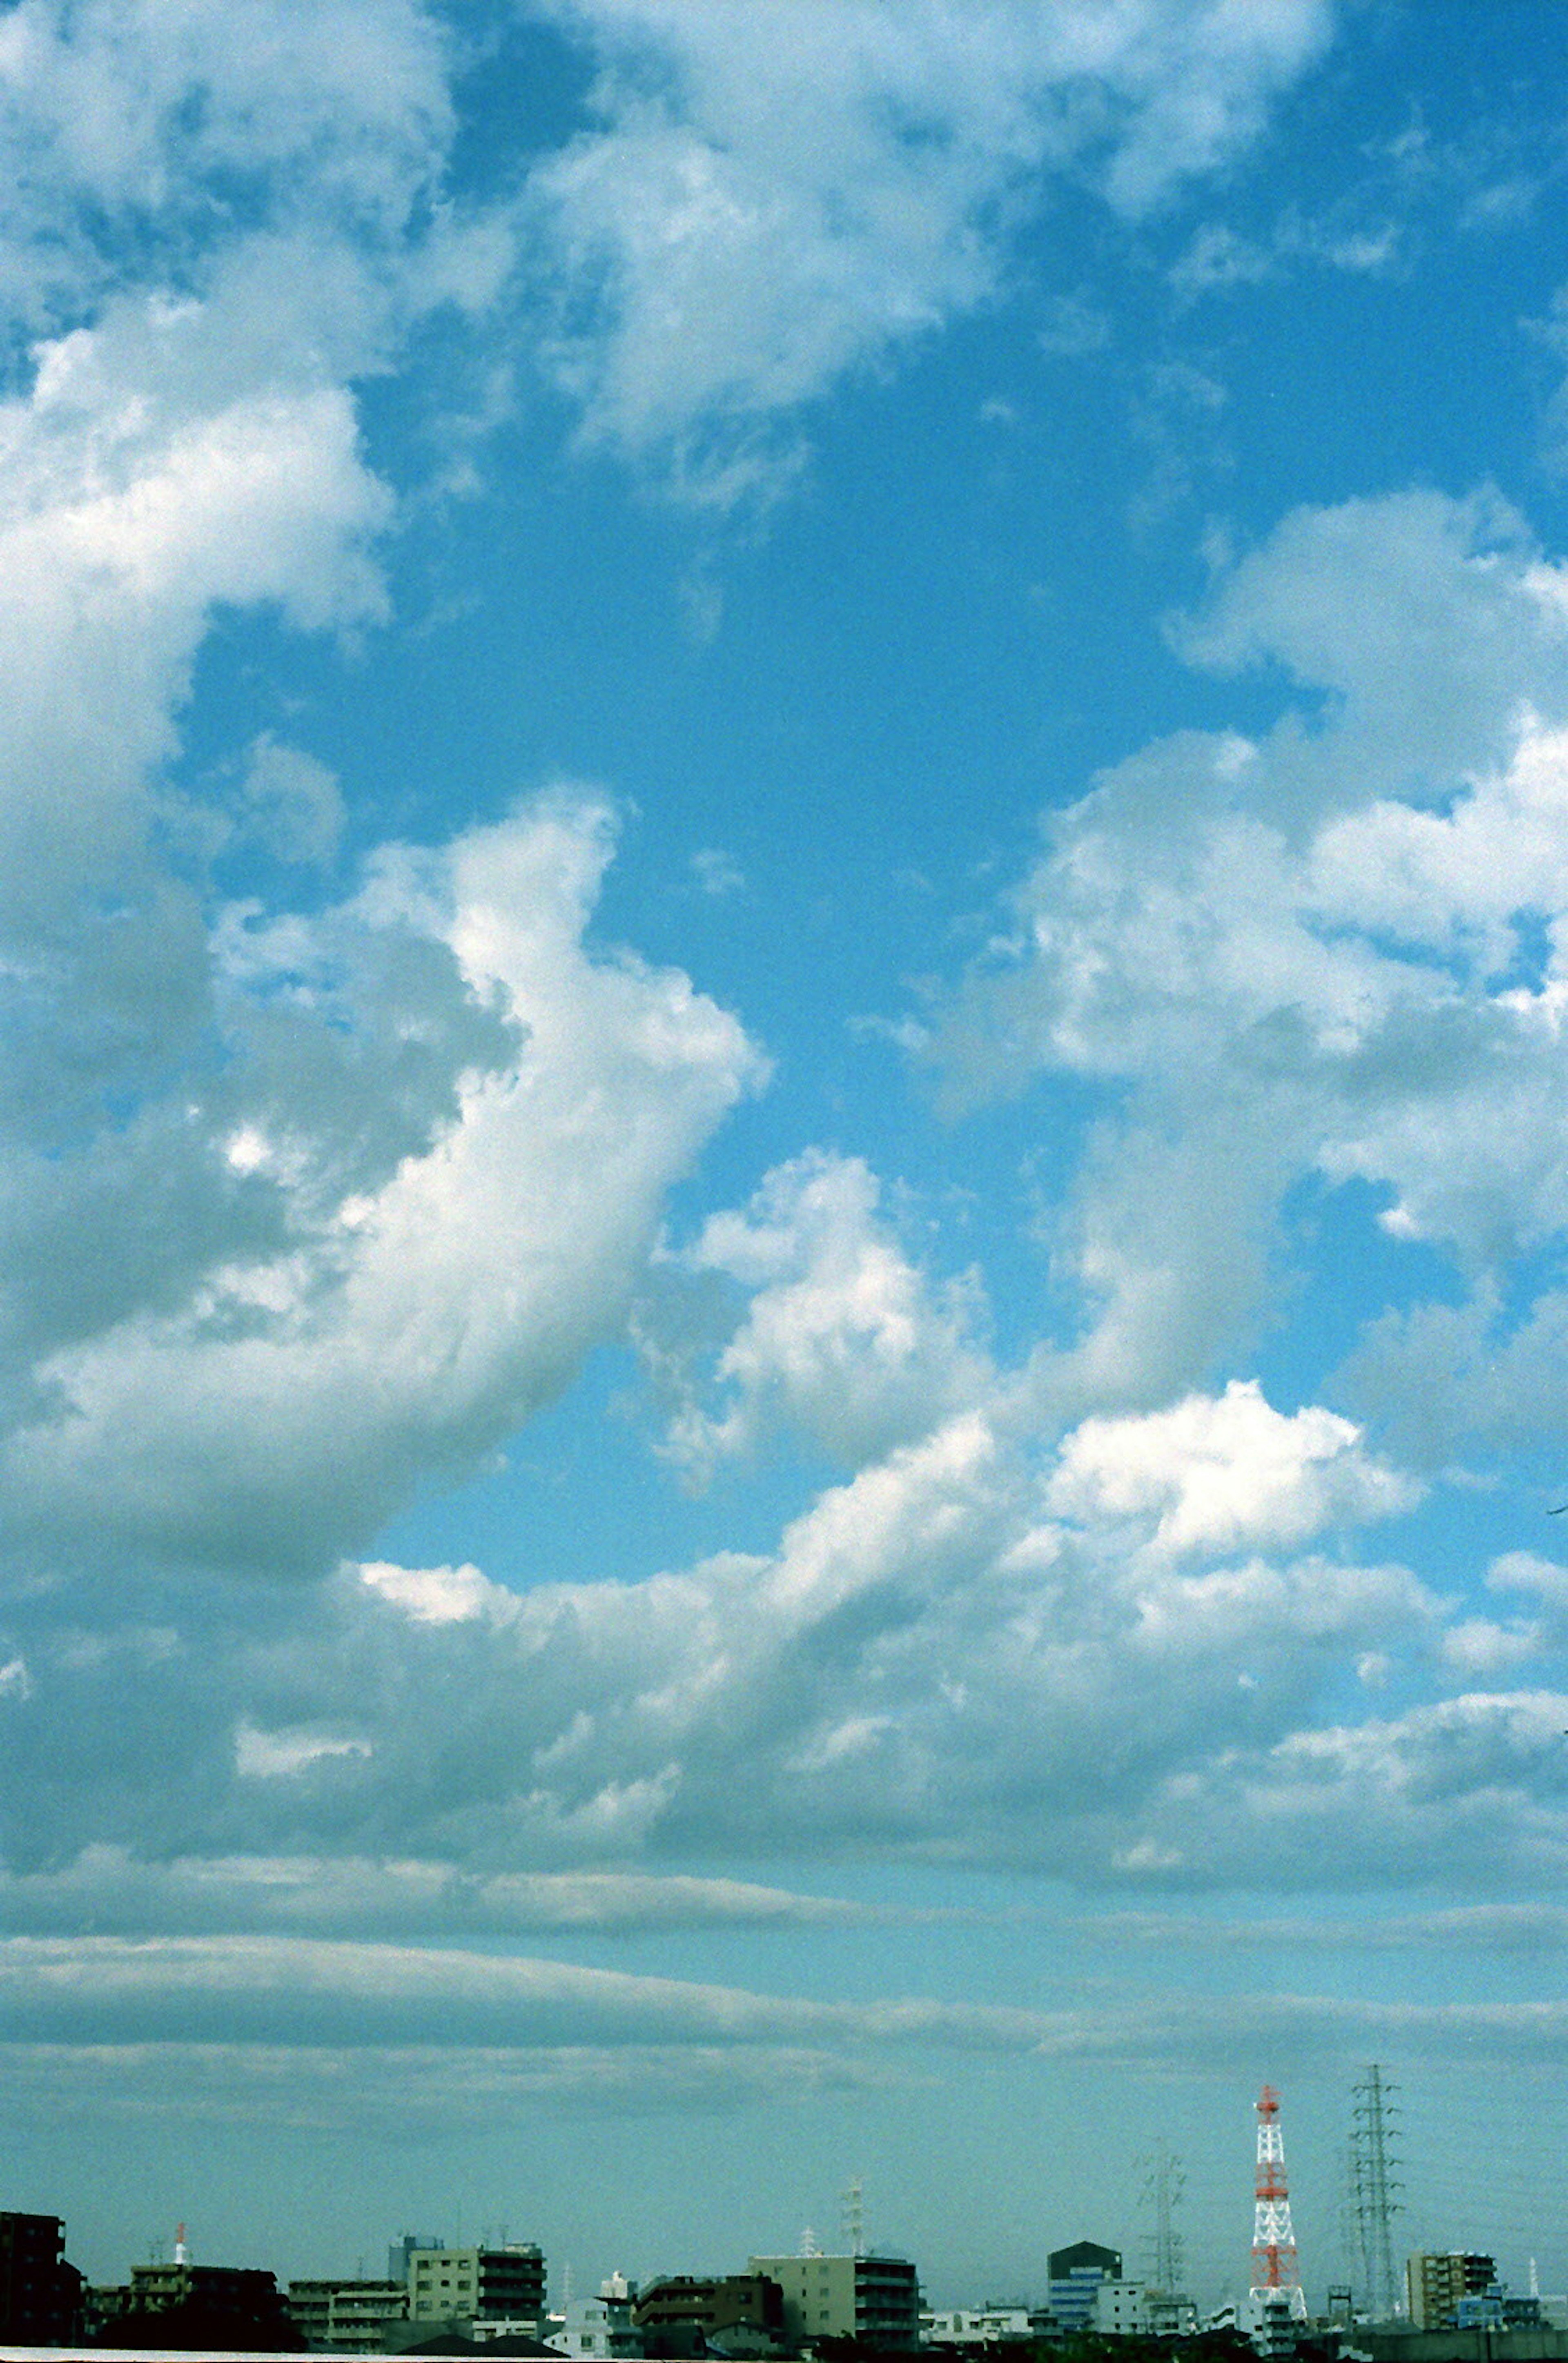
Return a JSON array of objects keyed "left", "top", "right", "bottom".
[
  {"left": 923, "top": 2306, "right": 1033, "bottom": 2345},
  {"left": 1094, "top": 2280, "right": 1150, "bottom": 2337}
]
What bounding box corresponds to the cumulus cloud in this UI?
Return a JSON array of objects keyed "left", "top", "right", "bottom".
[
  {"left": 0, "top": 319, "right": 391, "bottom": 931},
  {"left": 528, "top": 0, "right": 1334, "bottom": 498},
  {"left": 645, "top": 1151, "right": 989, "bottom": 1477},
  {"left": 234, "top": 1726, "right": 374, "bottom": 1781},
  {"left": 0, "top": 1358, "right": 1479, "bottom": 1895},
  {"left": 1, "top": 0, "right": 1564, "bottom": 2161},
  {"left": 238, "top": 737, "right": 348, "bottom": 867},
  {"left": 1, "top": 795, "right": 762, "bottom": 1575},
  {"left": 932, "top": 490, "right": 1568, "bottom": 1433},
  {"left": 359, "top": 1560, "right": 503, "bottom": 1626},
  {"left": 1048, "top": 1379, "right": 1417, "bottom": 1558},
  {"left": 0, "top": 0, "right": 546, "bottom": 1497},
  {"left": 0, "top": 0, "right": 454, "bottom": 328},
  {"left": 1121, "top": 1690, "right": 1568, "bottom": 1890}
]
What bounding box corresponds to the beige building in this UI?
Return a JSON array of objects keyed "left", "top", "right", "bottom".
[
  {"left": 287, "top": 2277, "right": 408, "bottom": 2351},
  {"left": 748, "top": 2254, "right": 920, "bottom": 2348},
  {"left": 407, "top": 2245, "right": 546, "bottom": 2329},
  {"left": 1406, "top": 2255, "right": 1497, "bottom": 2331}
]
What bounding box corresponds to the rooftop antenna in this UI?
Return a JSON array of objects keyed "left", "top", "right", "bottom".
[{"left": 841, "top": 2179, "right": 866, "bottom": 2259}]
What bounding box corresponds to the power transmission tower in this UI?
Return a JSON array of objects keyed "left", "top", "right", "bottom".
[
  {"left": 1350, "top": 2064, "right": 1403, "bottom": 2319},
  {"left": 1140, "top": 2141, "right": 1187, "bottom": 2298},
  {"left": 841, "top": 2179, "right": 866, "bottom": 2258},
  {"left": 1140, "top": 2140, "right": 1192, "bottom": 2334},
  {"left": 1250, "top": 2084, "right": 1307, "bottom": 2323}
]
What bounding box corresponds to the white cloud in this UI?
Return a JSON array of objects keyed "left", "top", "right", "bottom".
[
  {"left": 359, "top": 1560, "right": 503, "bottom": 1626},
  {"left": 234, "top": 1724, "right": 373, "bottom": 1780},
  {"left": 1169, "top": 221, "right": 1274, "bottom": 297},
  {"left": 691, "top": 846, "right": 744, "bottom": 897},
  {"left": 0, "top": 1939, "right": 1563, "bottom": 2130},
  {"left": 1048, "top": 1379, "right": 1416, "bottom": 1557},
  {"left": 1440, "top": 1618, "right": 1541, "bottom": 1678},
  {"left": 1, "top": 0, "right": 1564, "bottom": 2066},
  {"left": 0, "top": 2039, "right": 903, "bottom": 2131},
  {"left": 0, "top": 795, "right": 764, "bottom": 1575},
  {"left": 0, "top": 1929, "right": 1064, "bottom": 2050},
  {"left": 0, "top": 4, "right": 545, "bottom": 1500},
  {"left": 1126, "top": 1689, "right": 1568, "bottom": 1887},
  {"left": 0, "top": 0, "right": 453, "bottom": 327},
  {"left": 932, "top": 491, "right": 1568, "bottom": 1428},
  {"left": 0, "top": 1848, "right": 870, "bottom": 1939},
  {"left": 1036, "top": 289, "right": 1113, "bottom": 357},
  {"left": 0, "top": 1365, "right": 1471, "bottom": 1891},
  {"left": 238, "top": 736, "right": 347, "bottom": 867},
  {"left": 648, "top": 1151, "right": 988, "bottom": 1476},
  {"left": 0, "top": 321, "right": 391, "bottom": 925},
  {"left": 528, "top": 0, "right": 1334, "bottom": 498},
  {"left": 1490, "top": 1549, "right": 1568, "bottom": 1605}
]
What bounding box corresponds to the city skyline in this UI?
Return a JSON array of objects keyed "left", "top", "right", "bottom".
[
  {"left": 2, "top": 0, "right": 1568, "bottom": 2309},
  {"left": 12, "top": 2167, "right": 1563, "bottom": 2330}
]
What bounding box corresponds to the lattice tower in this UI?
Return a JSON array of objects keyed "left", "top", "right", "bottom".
[
  {"left": 1350, "top": 2064, "right": 1403, "bottom": 2319},
  {"left": 1140, "top": 2142, "right": 1187, "bottom": 2297},
  {"left": 1251, "top": 2084, "right": 1307, "bottom": 2321}
]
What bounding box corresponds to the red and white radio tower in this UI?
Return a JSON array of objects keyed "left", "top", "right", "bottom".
[{"left": 1250, "top": 2085, "right": 1307, "bottom": 2322}]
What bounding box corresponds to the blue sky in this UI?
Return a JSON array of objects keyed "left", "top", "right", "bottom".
[{"left": 7, "top": 0, "right": 1568, "bottom": 2317}]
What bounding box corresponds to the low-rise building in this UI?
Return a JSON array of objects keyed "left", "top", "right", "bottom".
[
  {"left": 129, "top": 2259, "right": 283, "bottom": 2317},
  {"left": 1249, "top": 2293, "right": 1303, "bottom": 2361},
  {"left": 390, "top": 2239, "right": 447, "bottom": 2290},
  {"left": 288, "top": 2276, "right": 409, "bottom": 2350},
  {"left": 0, "top": 2212, "right": 82, "bottom": 2346},
  {"left": 125, "top": 2254, "right": 290, "bottom": 2332},
  {"left": 634, "top": 2274, "right": 784, "bottom": 2356},
  {"left": 922, "top": 2305, "right": 1035, "bottom": 2345},
  {"left": 544, "top": 2291, "right": 642, "bottom": 2360},
  {"left": 1094, "top": 2281, "right": 1149, "bottom": 2338},
  {"left": 407, "top": 2245, "right": 547, "bottom": 2332},
  {"left": 1045, "top": 2246, "right": 1123, "bottom": 2341},
  {"left": 1145, "top": 2292, "right": 1199, "bottom": 2338},
  {"left": 1407, "top": 2258, "right": 1499, "bottom": 2333},
  {"left": 748, "top": 2254, "right": 921, "bottom": 2350}
]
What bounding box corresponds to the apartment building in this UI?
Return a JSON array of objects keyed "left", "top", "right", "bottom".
[{"left": 748, "top": 2253, "right": 920, "bottom": 2349}]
